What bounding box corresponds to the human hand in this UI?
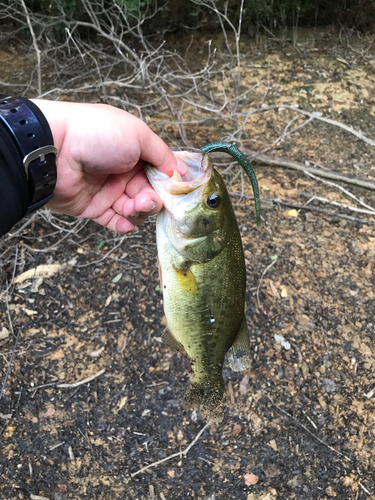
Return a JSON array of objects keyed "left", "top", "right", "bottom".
[{"left": 31, "top": 100, "right": 186, "bottom": 233}]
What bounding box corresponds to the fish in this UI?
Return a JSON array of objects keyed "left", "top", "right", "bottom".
[{"left": 145, "top": 145, "right": 260, "bottom": 421}]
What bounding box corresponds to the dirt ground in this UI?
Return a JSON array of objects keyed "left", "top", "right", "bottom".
[{"left": 0, "top": 28, "right": 375, "bottom": 500}]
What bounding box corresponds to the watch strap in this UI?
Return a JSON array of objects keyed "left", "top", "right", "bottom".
[{"left": 0, "top": 97, "right": 57, "bottom": 212}]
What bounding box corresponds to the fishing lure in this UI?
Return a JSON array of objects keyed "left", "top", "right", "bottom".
[{"left": 201, "top": 142, "right": 261, "bottom": 227}]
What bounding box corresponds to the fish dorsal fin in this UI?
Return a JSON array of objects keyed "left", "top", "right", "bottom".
[
  {"left": 226, "top": 316, "right": 252, "bottom": 371},
  {"left": 162, "top": 327, "right": 186, "bottom": 354}
]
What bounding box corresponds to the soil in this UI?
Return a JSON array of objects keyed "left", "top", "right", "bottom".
[{"left": 0, "top": 28, "right": 375, "bottom": 500}]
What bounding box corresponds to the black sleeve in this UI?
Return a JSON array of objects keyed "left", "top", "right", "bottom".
[
  {"left": 0, "top": 121, "right": 29, "bottom": 237},
  {"left": 0, "top": 99, "right": 54, "bottom": 237}
]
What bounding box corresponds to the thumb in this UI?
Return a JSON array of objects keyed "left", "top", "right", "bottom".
[{"left": 137, "top": 123, "right": 187, "bottom": 177}]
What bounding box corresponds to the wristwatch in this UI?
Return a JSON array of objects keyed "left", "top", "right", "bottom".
[{"left": 0, "top": 96, "right": 57, "bottom": 212}]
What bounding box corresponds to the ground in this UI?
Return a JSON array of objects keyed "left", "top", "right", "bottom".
[{"left": 0, "top": 28, "right": 375, "bottom": 500}]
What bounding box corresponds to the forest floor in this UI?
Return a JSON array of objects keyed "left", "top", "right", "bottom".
[{"left": 0, "top": 27, "right": 375, "bottom": 500}]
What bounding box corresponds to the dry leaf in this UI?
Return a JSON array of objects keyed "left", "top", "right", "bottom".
[
  {"left": 232, "top": 424, "right": 242, "bottom": 436},
  {"left": 239, "top": 374, "right": 250, "bottom": 395},
  {"left": 244, "top": 473, "right": 259, "bottom": 486},
  {"left": 0, "top": 327, "right": 9, "bottom": 340},
  {"left": 177, "top": 429, "right": 184, "bottom": 441},
  {"left": 284, "top": 208, "right": 299, "bottom": 218},
  {"left": 25, "top": 309, "right": 38, "bottom": 316},
  {"left": 269, "top": 439, "right": 278, "bottom": 452},
  {"left": 45, "top": 406, "right": 55, "bottom": 417},
  {"left": 90, "top": 346, "right": 105, "bottom": 357},
  {"left": 14, "top": 264, "right": 65, "bottom": 284},
  {"left": 269, "top": 280, "right": 280, "bottom": 299},
  {"left": 113, "top": 396, "right": 128, "bottom": 414}
]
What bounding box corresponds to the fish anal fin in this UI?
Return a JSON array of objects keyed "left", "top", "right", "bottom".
[
  {"left": 226, "top": 317, "right": 252, "bottom": 372},
  {"left": 162, "top": 327, "right": 186, "bottom": 354}
]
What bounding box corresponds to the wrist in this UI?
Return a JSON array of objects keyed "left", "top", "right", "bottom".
[{"left": 0, "top": 96, "right": 58, "bottom": 213}]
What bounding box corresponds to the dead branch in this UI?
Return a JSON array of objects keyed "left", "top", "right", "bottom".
[
  {"left": 130, "top": 420, "right": 211, "bottom": 477},
  {"left": 241, "top": 150, "right": 375, "bottom": 191},
  {"left": 19, "top": 0, "right": 42, "bottom": 95},
  {"left": 230, "top": 192, "right": 375, "bottom": 225},
  {"left": 266, "top": 105, "right": 375, "bottom": 147},
  {"left": 268, "top": 396, "right": 352, "bottom": 463},
  {"left": 56, "top": 368, "right": 106, "bottom": 388}
]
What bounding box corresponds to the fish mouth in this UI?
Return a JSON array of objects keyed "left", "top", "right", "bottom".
[{"left": 145, "top": 152, "right": 211, "bottom": 200}]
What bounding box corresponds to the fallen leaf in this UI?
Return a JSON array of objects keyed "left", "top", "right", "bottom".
[
  {"left": 269, "top": 439, "right": 278, "bottom": 452},
  {"left": 112, "top": 273, "right": 122, "bottom": 283},
  {"left": 280, "top": 287, "right": 288, "bottom": 298},
  {"left": 25, "top": 309, "right": 38, "bottom": 316},
  {"left": 232, "top": 424, "right": 242, "bottom": 436},
  {"left": 287, "top": 209, "right": 299, "bottom": 218},
  {"left": 269, "top": 280, "right": 280, "bottom": 299},
  {"left": 14, "top": 263, "right": 66, "bottom": 284},
  {"left": 244, "top": 473, "right": 259, "bottom": 486},
  {"left": 0, "top": 327, "right": 9, "bottom": 340},
  {"left": 90, "top": 346, "right": 105, "bottom": 357},
  {"left": 113, "top": 396, "right": 128, "bottom": 414},
  {"left": 239, "top": 374, "right": 250, "bottom": 395},
  {"left": 274, "top": 334, "right": 291, "bottom": 350},
  {"left": 177, "top": 429, "right": 184, "bottom": 441},
  {"left": 45, "top": 406, "right": 55, "bottom": 417}
]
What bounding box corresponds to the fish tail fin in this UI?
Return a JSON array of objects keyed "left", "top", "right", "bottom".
[{"left": 185, "top": 381, "right": 225, "bottom": 422}]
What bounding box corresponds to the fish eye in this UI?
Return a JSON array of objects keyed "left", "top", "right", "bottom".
[{"left": 206, "top": 194, "right": 221, "bottom": 209}]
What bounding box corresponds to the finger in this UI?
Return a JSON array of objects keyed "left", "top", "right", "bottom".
[
  {"left": 124, "top": 170, "right": 162, "bottom": 212},
  {"left": 136, "top": 121, "right": 187, "bottom": 177},
  {"left": 93, "top": 209, "right": 134, "bottom": 234}
]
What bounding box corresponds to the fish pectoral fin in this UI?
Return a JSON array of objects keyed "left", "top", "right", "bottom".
[
  {"left": 226, "top": 316, "right": 252, "bottom": 372},
  {"left": 162, "top": 327, "right": 186, "bottom": 354}
]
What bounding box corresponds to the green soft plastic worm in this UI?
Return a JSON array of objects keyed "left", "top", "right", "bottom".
[{"left": 201, "top": 142, "right": 261, "bottom": 227}]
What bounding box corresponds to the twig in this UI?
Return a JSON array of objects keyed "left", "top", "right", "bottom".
[
  {"left": 241, "top": 150, "right": 375, "bottom": 191},
  {"left": 268, "top": 396, "right": 352, "bottom": 462},
  {"left": 56, "top": 368, "right": 106, "bottom": 388},
  {"left": 359, "top": 482, "right": 371, "bottom": 495},
  {"left": 19, "top": 0, "right": 42, "bottom": 95},
  {"left": 130, "top": 421, "right": 211, "bottom": 477},
  {"left": 304, "top": 195, "right": 375, "bottom": 216},
  {"left": 276, "top": 105, "right": 375, "bottom": 148},
  {"left": 76, "top": 237, "right": 126, "bottom": 268},
  {"left": 303, "top": 171, "right": 375, "bottom": 213},
  {"left": 256, "top": 257, "right": 278, "bottom": 309},
  {"left": 231, "top": 192, "right": 375, "bottom": 225},
  {"left": 0, "top": 307, "right": 26, "bottom": 400}
]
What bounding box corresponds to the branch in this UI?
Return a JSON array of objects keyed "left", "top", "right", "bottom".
[
  {"left": 130, "top": 421, "right": 211, "bottom": 477},
  {"left": 241, "top": 150, "right": 375, "bottom": 191}
]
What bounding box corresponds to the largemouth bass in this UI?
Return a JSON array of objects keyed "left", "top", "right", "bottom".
[{"left": 146, "top": 146, "right": 260, "bottom": 421}]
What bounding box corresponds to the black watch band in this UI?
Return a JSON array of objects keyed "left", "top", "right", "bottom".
[{"left": 0, "top": 96, "right": 57, "bottom": 212}]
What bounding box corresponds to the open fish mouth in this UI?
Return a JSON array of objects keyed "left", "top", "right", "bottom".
[{"left": 145, "top": 152, "right": 211, "bottom": 198}]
